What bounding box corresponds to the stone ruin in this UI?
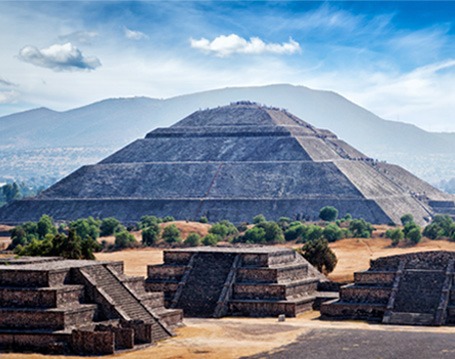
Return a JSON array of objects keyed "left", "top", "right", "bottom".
[
  {"left": 1, "top": 103, "right": 453, "bottom": 226},
  {"left": 0, "top": 257, "right": 182, "bottom": 355},
  {"left": 145, "top": 246, "right": 336, "bottom": 318},
  {"left": 320, "top": 251, "right": 455, "bottom": 326}
]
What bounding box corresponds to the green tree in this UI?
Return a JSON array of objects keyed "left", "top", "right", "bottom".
[
  {"left": 69, "top": 217, "right": 100, "bottom": 240},
  {"left": 162, "top": 224, "right": 182, "bottom": 244},
  {"left": 138, "top": 215, "right": 162, "bottom": 229},
  {"left": 406, "top": 227, "right": 422, "bottom": 245},
  {"left": 199, "top": 216, "right": 209, "bottom": 224},
  {"left": 400, "top": 214, "right": 414, "bottom": 226},
  {"left": 284, "top": 223, "right": 306, "bottom": 241},
  {"left": 37, "top": 214, "right": 57, "bottom": 239},
  {"left": 306, "top": 224, "right": 324, "bottom": 242},
  {"left": 256, "top": 221, "right": 285, "bottom": 244},
  {"left": 185, "top": 233, "right": 201, "bottom": 247},
  {"left": 142, "top": 223, "right": 161, "bottom": 246},
  {"left": 323, "top": 223, "right": 343, "bottom": 242},
  {"left": 1, "top": 182, "right": 21, "bottom": 203},
  {"left": 319, "top": 206, "right": 339, "bottom": 222},
  {"left": 385, "top": 228, "right": 404, "bottom": 246},
  {"left": 423, "top": 223, "right": 443, "bottom": 240},
  {"left": 163, "top": 216, "right": 175, "bottom": 223},
  {"left": 241, "top": 226, "right": 266, "bottom": 244},
  {"left": 349, "top": 219, "right": 374, "bottom": 238},
  {"left": 301, "top": 238, "right": 338, "bottom": 274},
  {"left": 202, "top": 233, "right": 219, "bottom": 246},
  {"left": 253, "top": 214, "right": 266, "bottom": 224},
  {"left": 100, "top": 217, "right": 121, "bottom": 236},
  {"left": 114, "top": 230, "right": 137, "bottom": 249}
]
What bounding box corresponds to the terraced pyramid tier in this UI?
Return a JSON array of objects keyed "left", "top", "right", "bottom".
[
  {"left": 145, "top": 246, "right": 336, "bottom": 318},
  {"left": 1, "top": 102, "right": 453, "bottom": 225},
  {"left": 320, "top": 251, "right": 455, "bottom": 326},
  {"left": 0, "top": 257, "right": 182, "bottom": 355}
]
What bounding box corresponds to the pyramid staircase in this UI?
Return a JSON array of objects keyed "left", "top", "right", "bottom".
[
  {"left": 146, "top": 247, "right": 335, "bottom": 318},
  {"left": 0, "top": 257, "right": 182, "bottom": 355},
  {"left": 320, "top": 251, "right": 455, "bottom": 326}
]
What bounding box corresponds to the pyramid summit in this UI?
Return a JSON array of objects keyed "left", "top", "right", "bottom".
[{"left": 1, "top": 102, "right": 454, "bottom": 225}]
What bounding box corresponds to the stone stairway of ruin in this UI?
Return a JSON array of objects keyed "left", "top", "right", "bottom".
[
  {"left": 79, "top": 265, "right": 173, "bottom": 341},
  {"left": 176, "top": 252, "right": 236, "bottom": 317},
  {"left": 321, "top": 252, "right": 455, "bottom": 326},
  {"left": 146, "top": 247, "right": 331, "bottom": 318}
]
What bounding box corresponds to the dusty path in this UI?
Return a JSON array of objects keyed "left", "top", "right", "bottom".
[{"left": 2, "top": 312, "right": 454, "bottom": 359}]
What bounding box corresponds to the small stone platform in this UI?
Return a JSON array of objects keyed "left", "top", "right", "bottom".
[
  {"left": 0, "top": 257, "right": 182, "bottom": 355},
  {"left": 146, "top": 246, "right": 335, "bottom": 318},
  {"left": 320, "top": 251, "right": 455, "bottom": 326}
]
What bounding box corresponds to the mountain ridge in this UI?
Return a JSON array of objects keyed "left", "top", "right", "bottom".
[{"left": 0, "top": 84, "right": 454, "bottom": 185}]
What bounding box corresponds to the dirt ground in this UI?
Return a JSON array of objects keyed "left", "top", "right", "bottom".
[
  {"left": 95, "top": 236, "right": 455, "bottom": 281},
  {"left": 1, "top": 312, "right": 454, "bottom": 359}
]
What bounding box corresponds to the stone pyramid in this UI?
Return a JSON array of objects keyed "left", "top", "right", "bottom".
[{"left": 1, "top": 102, "right": 453, "bottom": 225}]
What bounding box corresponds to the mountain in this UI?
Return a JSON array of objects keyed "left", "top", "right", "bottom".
[
  {"left": 1, "top": 84, "right": 454, "bottom": 186},
  {"left": 3, "top": 102, "right": 453, "bottom": 225}
]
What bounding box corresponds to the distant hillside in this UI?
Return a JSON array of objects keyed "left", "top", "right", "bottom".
[{"left": 1, "top": 84, "right": 454, "bottom": 185}]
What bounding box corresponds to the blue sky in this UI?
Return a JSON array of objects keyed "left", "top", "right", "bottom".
[{"left": 0, "top": 1, "right": 454, "bottom": 131}]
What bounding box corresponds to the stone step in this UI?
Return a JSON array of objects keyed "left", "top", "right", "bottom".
[
  {"left": 233, "top": 278, "right": 318, "bottom": 301},
  {"left": 229, "top": 295, "right": 316, "bottom": 317},
  {"left": 339, "top": 284, "right": 392, "bottom": 304},
  {"left": 147, "top": 264, "right": 187, "bottom": 281},
  {"left": 386, "top": 312, "right": 435, "bottom": 326},
  {"left": 236, "top": 263, "right": 308, "bottom": 284},
  {"left": 0, "top": 268, "right": 71, "bottom": 288},
  {"left": 0, "top": 304, "right": 97, "bottom": 330},
  {"left": 0, "top": 285, "right": 84, "bottom": 308},
  {"left": 320, "top": 300, "right": 386, "bottom": 321},
  {"left": 354, "top": 271, "right": 395, "bottom": 287}
]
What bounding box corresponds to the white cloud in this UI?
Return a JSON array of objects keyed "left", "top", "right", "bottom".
[
  {"left": 124, "top": 27, "right": 149, "bottom": 40},
  {"left": 59, "top": 31, "right": 99, "bottom": 45},
  {"left": 18, "top": 42, "right": 101, "bottom": 71},
  {"left": 0, "top": 77, "right": 17, "bottom": 87},
  {"left": 190, "top": 34, "right": 301, "bottom": 57},
  {"left": 0, "top": 90, "right": 19, "bottom": 104}
]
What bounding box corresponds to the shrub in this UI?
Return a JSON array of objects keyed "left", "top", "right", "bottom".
[
  {"left": 349, "top": 219, "right": 374, "bottom": 238},
  {"left": 69, "top": 217, "right": 100, "bottom": 240},
  {"left": 240, "top": 226, "right": 266, "bottom": 244},
  {"left": 284, "top": 224, "right": 305, "bottom": 241},
  {"left": 202, "top": 233, "right": 219, "bottom": 246},
  {"left": 142, "top": 224, "right": 161, "bottom": 246},
  {"left": 305, "top": 225, "right": 324, "bottom": 242},
  {"left": 37, "top": 214, "right": 57, "bottom": 239},
  {"left": 253, "top": 214, "right": 266, "bottom": 224},
  {"left": 185, "top": 233, "right": 201, "bottom": 247},
  {"left": 301, "top": 238, "right": 338, "bottom": 274},
  {"left": 209, "top": 223, "right": 229, "bottom": 240},
  {"left": 278, "top": 217, "right": 291, "bottom": 230},
  {"left": 385, "top": 228, "right": 404, "bottom": 246},
  {"left": 319, "top": 206, "right": 338, "bottom": 222},
  {"left": 15, "top": 229, "right": 100, "bottom": 260},
  {"left": 236, "top": 222, "right": 248, "bottom": 232},
  {"left": 323, "top": 223, "right": 343, "bottom": 242},
  {"left": 423, "top": 223, "right": 443, "bottom": 240},
  {"left": 100, "top": 217, "right": 121, "bottom": 237},
  {"left": 400, "top": 214, "right": 414, "bottom": 226},
  {"left": 138, "top": 215, "right": 162, "bottom": 229},
  {"left": 199, "top": 216, "right": 208, "bottom": 224},
  {"left": 114, "top": 230, "right": 137, "bottom": 249},
  {"left": 162, "top": 224, "right": 182, "bottom": 244},
  {"left": 406, "top": 227, "right": 422, "bottom": 245},
  {"left": 163, "top": 216, "right": 175, "bottom": 223},
  {"left": 256, "top": 221, "right": 284, "bottom": 244}
]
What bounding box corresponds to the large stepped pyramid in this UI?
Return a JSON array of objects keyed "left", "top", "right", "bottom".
[
  {"left": 1, "top": 102, "right": 453, "bottom": 225},
  {"left": 320, "top": 251, "right": 455, "bottom": 326},
  {"left": 0, "top": 257, "right": 182, "bottom": 355},
  {"left": 145, "top": 247, "right": 336, "bottom": 318}
]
